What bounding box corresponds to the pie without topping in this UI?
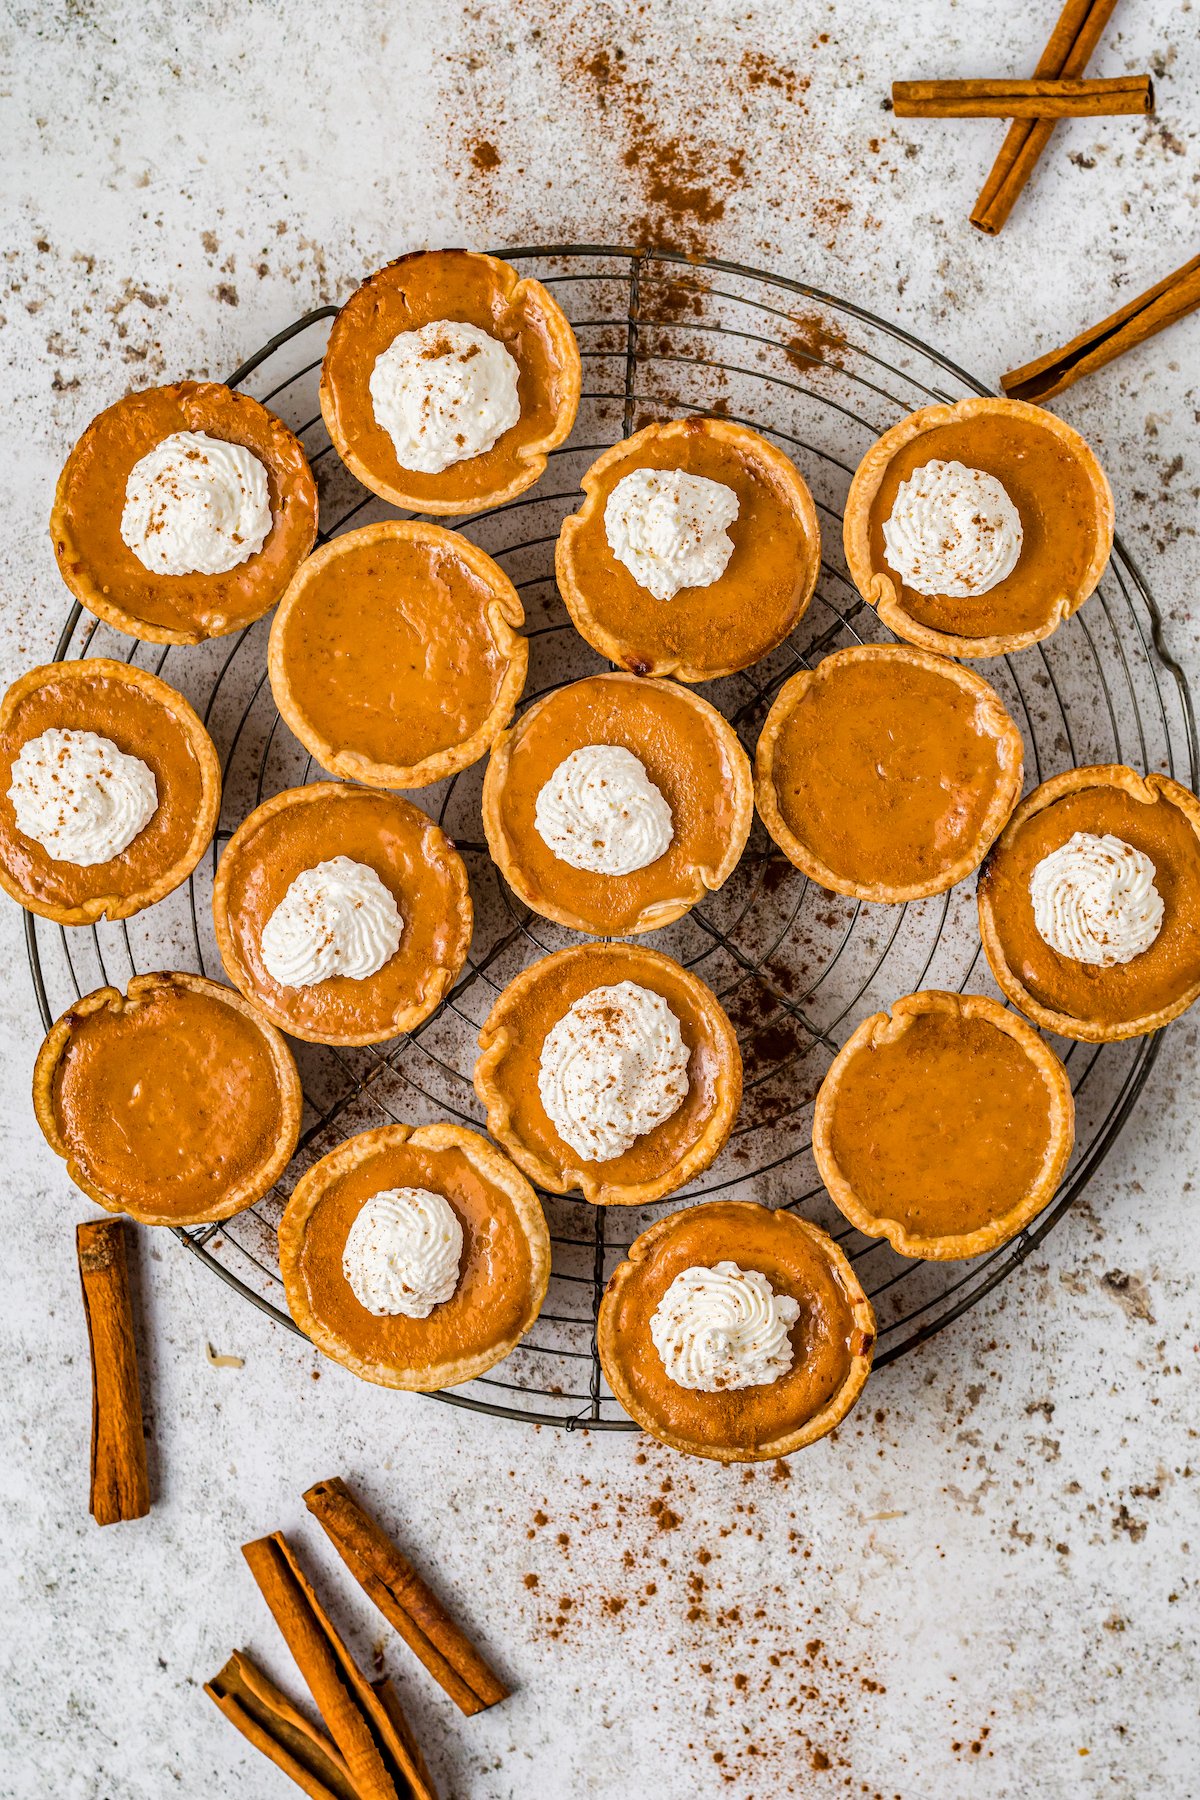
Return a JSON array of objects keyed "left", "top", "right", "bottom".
[
  {"left": 50, "top": 381, "right": 318, "bottom": 644},
  {"left": 978, "top": 765, "right": 1200, "bottom": 1041},
  {"left": 597, "top": 1200, "right": 875, "bottom": 1463},
  {"left": 319, "top": 249, "right": 581, "bottom": 514},
  {"left": 842, "top": 397, "right": 1114, "bottom": 658},
  {"left": 555, "top": 418, "right": 821, "bottom": 683},
  {"left": 0, "top": 658, "right": 221, "bottom": 924},
  {"left": 33, "top": 972, "right": 302, "bottom": 1226},
  {"left": 482, "top": 671, "right": 753, "bottom": 934},
  {"left": 279, "top": 1123, "right": 551, "bottom": 1390},
  {"left": 268, "top": 520, "right": 527, "bottom": 789},
  {"left": 212, "top": 783, "right": 473, "bottom": 1046},
  {"left": 813, "top": 990, "right": 1074, "bottom": 1260},
  {"left": 474, "top": 943, "right": 743, "bottom": 1206},
  {"left": 754, "top": 644, "right": 1024, "bottom": 901}
]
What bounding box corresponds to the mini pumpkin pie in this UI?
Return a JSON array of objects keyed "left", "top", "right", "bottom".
[
  {"left": 51, "top": 381, "right": 318, "bottom": 644},
  {"left": 279, "top": 1123, "right": 551, "bottom": 1390},
  {"left": 475, "top": 943, "right": 742, "bottom": 1206},
  {"left": 555, "top": 417, "right": 821, "bottom": 683},
  {"left": 843, "top": 397, "right": 1113, "bottom": 658},
  {"left": 269, "top": 521, "right": 527, "bottom": 788},
  {"left": 813, "top": 990, "right": 1074, "bottom": 1260},
  {"left": 754, "top": 644, "right": 1024, "bottom": 902},
  {"left": 978, "top": 765, "right": 1200, "bottom": 1042},
  {"left": 482, "top": 672, "right": 753, "bottom": 934},
  {"left": 33, "top": 972, "right": 301, "bottom": 1226},
  {"left": 0, "top": 658, "right": 221, "bottom": 924},
  {"left": 319, "top": 249, "right": 581, "bottom": 515},
  {"left": 212, "top": 782, "right": 472, "bottom": 1046},
  {"left": 598, "top": 1200, "right": 875, "bottom": 1463}
]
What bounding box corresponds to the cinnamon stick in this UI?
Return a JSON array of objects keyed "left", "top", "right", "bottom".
[
  {"left": 205, "top": 1650, "right": 359, "bottom": 1800},
  {"left": 243, "top": 1531, "right": 438, "bottom": 1800},
  {"left": 893, "top": 75, "right": 1151, "bottom": 119},
  {"left": 303, "top": 1477, "right": 508, "bottom": 1717},
  {"left": 1002, "top": 253, "right": 1200, "bottom": 401},
  {"left": 971, "top": 0, "right": 1122, "bottom": 234},
  {"left": 76, "top": 1219, "right": 149, "bottom": 1526}
]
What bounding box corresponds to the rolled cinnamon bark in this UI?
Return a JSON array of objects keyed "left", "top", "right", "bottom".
[
  {"left": 1002, "top": 254, "right": 1200, "bottom": 401},
  {"left": 893, "top": 75, "right": 1151, "bottom": 118},
  {"left": 76, "top": 1219, "right": 150, "bottom": 1526}
]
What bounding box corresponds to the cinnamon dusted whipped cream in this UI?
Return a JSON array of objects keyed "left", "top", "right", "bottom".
[
  {"left": 534, "top": 744, "right": 673, "bottom": 875},
  {"left": 883, "top": 459, "right": 1023, "bottom": 598},
  {"left": 604, "top": 468, "right": 739, "bottom": 601},
  {"left": 369, "top": 320, "right": 521, "bottom": 473},
  {"left": 120, "top": 431, "right": 272, "bottom": 576},
  {"left": 8, "top": 727, "right": 157, "bottom": 864},
  {"left": 650, "top": 1260, "right": 800, "bottom": 1392},
  {"left": 538, "top": 980, "right": 690, "bottom": 1161},
  {"left": 260, "top": 856, "right": 403, "bottom": 988},
  {"left": 342, "top": 1187, "right": 463, "bottom": 1318},
  {"left": 1030, "top": 831, "right": 1164, "bottom": 966}
]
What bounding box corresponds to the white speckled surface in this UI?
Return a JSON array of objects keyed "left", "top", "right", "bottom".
[{"left": 2, "top": 3, "right": 1198, "bottom": 1795}]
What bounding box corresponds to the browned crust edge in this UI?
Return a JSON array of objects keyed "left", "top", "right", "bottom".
[
  {"left": 49, "top": 382, "right": 319, "bottom": 646},
  {"left": 0, "top": 658, "right": 222, "bottom": 924},
  {"left": 277, "top": 1122, "right": 552, "bottom": 1390},
  {"left": 841, "top": 396, "right": 1115, "bottom": 659},
  {"left": 812, "top": 989, "right": 1075, "bottom": 1261},
  {"left": 753, "top": 644, "right": 1025, "bottom": 902},
  {"left": 318, "top": 251, "right": 582, "bottom": 515},
  {"left": 481, "top": 672, "right": 754, "bottom": 935},
  {"left": 554, "top": 418, "right": 822, "bottom": 683},
  {"left": 977, "top": 764, "right": 1200, "bottom": 1041},
  {"left": 211, "top": 782, "right": 473, "bottom": 1046},
  {"left": 473, "top": 943, "right": 743, "bottom": 1206},
  {"left": 596, "top": 1200, "right": 877, "bottom": 1464},
  {"left": 267, "top": 521, "right": 528, "bottom": 789},
  {"left": 32, "top": 971, "right": 302, "bottom": 1226}
]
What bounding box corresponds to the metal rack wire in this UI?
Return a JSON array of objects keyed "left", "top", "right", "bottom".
[{"left": 26, "top": 246, "right": 1196, "bottom": 1430}]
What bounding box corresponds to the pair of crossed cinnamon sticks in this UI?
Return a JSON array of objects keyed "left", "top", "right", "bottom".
[{"left": 207, "top": 1478, "right": 508, "bottom": 1799}]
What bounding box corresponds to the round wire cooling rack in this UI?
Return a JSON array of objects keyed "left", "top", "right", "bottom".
[{"left": 26, "top": 246, "right": 1197, "bottom": 1432}]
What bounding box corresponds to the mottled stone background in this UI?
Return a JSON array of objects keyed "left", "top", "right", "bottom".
[{"left": 1, "top": 2, "right": 1197, "bottom": 1795}]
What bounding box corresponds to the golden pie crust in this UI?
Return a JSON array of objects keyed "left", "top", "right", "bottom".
[
  {"left": 278, "top": 1123, "right": 551, "bottom": 1391},
  {"left": 978, "top": 765, "right": 1200, "bottom": 1042},
  {"left": 555, "top": 418, "right": 821, "bottom": 682},
  {"left": 268, "top": 521, "right": 527, "bottom": 789},
  {"left": 842, "top": 397, "right": 1114, "bottom": 658},
  {"left": 474, "top": 943, "right": 743, "bottom": 1206},
  {"left": 33, "top": 971, "right": 302, "bottom": 1227},
  {"left": 813, "top": 990, "right": 1074, "bottom": 1260},
  {"left": 50, "top": 381, "right": 318, "bottom": 645},
  {"left": 597, "top": 1200, "right": 875, "bottom": 1463},
  {"left": 754, "top": 644, "right": 1024, "bottom": 901},
  {"left": 482, "top": 672, "right": 753, "bottom": 934},
  {"left": 212, "top": 782, "right": 473, "bottom": 1046},
  {"left": 319, "top": 250, "right": 581, "bottom": 514},
  {"left": 0, "top": 658, "right": 221, "bottom": 924}
]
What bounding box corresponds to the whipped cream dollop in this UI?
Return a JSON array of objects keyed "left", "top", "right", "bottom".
[
  {"left": 120, "top": 431, "right": 272, "bottom": 576},
  {"left": 882, "top": 459, "right": 1023, "bottom": 598},
  {"left": 369, "top": 319, "right": 521, "bottom": 473},
  {"left": 341, "top": 1187, "right": 463, "bottom": 1318},
  {"left": 650, "top": 1261, "right": 801, "bottom": 1393},
  {"left": 538, "top": 980, "right": 690, "bottom": 1162},
  {"left": 604, "top": 468, "right": 739, "bottom": 601},
  {"left": 1030, "top": 831, "right": 1164, "bottom": 967},
  {"left": 534, "top": 744, "right": 673, "bottom": 876},
  {"left": 260, "top": 856, "right": 403, "bottom": 988},
  {"left": 8, "top": 727, "right": 157, "bottom": 865}
]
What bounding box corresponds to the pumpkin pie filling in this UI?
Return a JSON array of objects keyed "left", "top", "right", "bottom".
[
  {"left": 0, "top": 659, "right": 220, "bottom": 923},
  {"left": 278, "top": 1124, "right": 551, "bottom": 1389},
  {"left": 978, "top": 769, "right": 1200, "bottom": 1038},
  {"left": 754, "top": 645, "right": 1023, "bottom": 900},
  {"left": 598, "top": 1200, "right": 874, "bottom": 1462},
  {"left": 268, "top": 521, "right": 526, "bottom": 789},
  {"left": 483, "top": 672, "right": 753, "bottom": 934},
  {"left": 212, "top": 783, "right": 472, "bottom": 1046},
  {"left": 555, "top": 418, "right": 821, "bottom": 683},
  {"left": 50, "top": 381, "right": 318, "bottom": 644},
  {"left": 33, "top": 972, "right": 301, "bottom": 1226},
  {"left": 813, "top": 991, "right": 1074, "bottom": 1259}
]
